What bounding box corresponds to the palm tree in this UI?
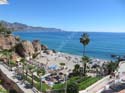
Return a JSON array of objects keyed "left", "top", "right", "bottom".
[
  {"left": 82, "top": 56, "right": 90, "bottom": 76},
  {"left": 80, "top": 33, "right": 90, "bottom": 56}
]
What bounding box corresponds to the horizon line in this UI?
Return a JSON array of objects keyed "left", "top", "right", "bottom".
[{"left": 1, "top": 20, "right": 125, "bottom": 33}]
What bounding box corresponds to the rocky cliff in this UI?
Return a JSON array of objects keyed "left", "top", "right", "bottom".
[
  {"left": 0, "top": 34, "right": 18, "bottom": 50},
  {"left": 16, "top": 40, "right": 35, "bottom": 58},
  {"left": 0, "top": 34, "right": 48, "bottom": 59},
  {"left": 32, "top": 40, "right": 41, "bottom": 53}
]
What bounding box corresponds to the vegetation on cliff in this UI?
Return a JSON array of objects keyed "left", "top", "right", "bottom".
[{"left": 0, "top": 23, "right": 11, "bottom": 35}]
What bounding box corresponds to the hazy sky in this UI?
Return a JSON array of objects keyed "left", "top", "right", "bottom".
[{"left": 0, "top": 0, "right": 125, "bottom": 32}]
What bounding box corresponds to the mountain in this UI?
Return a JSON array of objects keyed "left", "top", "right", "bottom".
[{"left": 0, "top": 20, "right": 63, "bottom": 32}]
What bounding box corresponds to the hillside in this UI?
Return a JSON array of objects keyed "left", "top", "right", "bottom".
[{"left": 0, "top": 20, "right": 63, "bottom": 32}]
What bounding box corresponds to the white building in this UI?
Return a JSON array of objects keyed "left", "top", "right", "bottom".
[{"left": 118, "top": 61, "right": 125, "bottom": 83}]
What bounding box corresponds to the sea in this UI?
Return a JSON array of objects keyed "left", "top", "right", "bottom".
[{"left": 13, "top": 31, "right": 125, "bottom": 60}]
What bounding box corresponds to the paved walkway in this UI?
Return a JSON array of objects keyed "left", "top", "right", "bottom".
[{"left": 0, "top": 63, "right": 39, "bottom": 93}]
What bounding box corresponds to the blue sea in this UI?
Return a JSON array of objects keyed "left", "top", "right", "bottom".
[{"left": 13, "top": 31, "right": 125, "bottom": 60}]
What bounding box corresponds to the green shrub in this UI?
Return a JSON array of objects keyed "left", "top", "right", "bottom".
[
  {"left": 9, "top": 60, "right": 16, "bottom": 67},
  {"left": 0, "top": 86, "right": 8, "bottom": 93},
  {"left": 24, "top": 74, "right": 50, "bottom": 92},
  {"left": 33, "top": 76, "right": 40, "bottom": 82},
  {"left": 79, "top": 77, "right": 101, "bottom": 90},
  {"left": 52, "top": 83, "right": 65, "bottom": 90},
  {"left": 67, "top": 81, "right": 79, "bottom": 93},
  {"left": 60, "top": 63, "right": 65, "bottom": 66}
]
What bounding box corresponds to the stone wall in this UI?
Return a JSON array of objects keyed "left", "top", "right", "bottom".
[{"left": 0, "top": 69, "right": 24, "bottom": 93}]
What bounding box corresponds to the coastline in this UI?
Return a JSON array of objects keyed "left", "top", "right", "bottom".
[
  {"left": 59, "top": 51, "right": 110, "bottom": 61},
  {"left": 34, "top": 50, "right": 109, "bottom": 73},
  {"left": 13, "top": 31, "right": 124, "bottom": 60}
]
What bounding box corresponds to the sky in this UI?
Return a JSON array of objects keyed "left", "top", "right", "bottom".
[{"left": 0, "top": 0, "right": 125, "bottom": 32}]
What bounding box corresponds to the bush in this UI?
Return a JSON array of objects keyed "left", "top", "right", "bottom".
[
  {"left": 68, "top": 76, "right": 80, "bottom": 82},
  {"left": 52, "top": 83, "right": 65, "bottom": 90},
  {"left": 33, "top": 76, "right": 40, "bottom": 82},
  {"left": 23, "top": 74, "right": 50, "bottom": 92},
  {"left": 0, "top": 23, "right": 11, "bottom": 35},
  {"left": 10, "top": 60, "right": 16, "bottom": 67},
  {"left": 59, "top": 63, "right": 65, "bottom": 66},
  {"left": 0, "top": 87, "right": 8, "bottom": 93},
  {"left": 35, "top": 82, "right": 50, "bottom": 92},
  {"left": 67, "top": 81, "right": 79, "bottom": 93},
  {"left": 76, "top": 76, "right": 91, "bottom": 83}
]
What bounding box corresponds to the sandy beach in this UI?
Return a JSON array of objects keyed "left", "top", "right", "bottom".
[{"left": 34, "top": 50, "right": 108, "bottom": 74}]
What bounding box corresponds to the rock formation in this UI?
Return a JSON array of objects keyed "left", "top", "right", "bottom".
[
  {"left": 32, "top": 40, "right": 41, "bottom": 53},
  {"left": 0, "top": 34, "right": 48, "bottom": 59},
  {"left": 11, "top": 52, "right": 21, "bottom": 62},
  {"left": 41, "top": 44, "right": 48, "bottom": 50},
  {"left": 0, "top": 34, "right": 18, "bottom": 50},
  {"left": 15, "top": 40, "right": 35, "bottom": 58}
]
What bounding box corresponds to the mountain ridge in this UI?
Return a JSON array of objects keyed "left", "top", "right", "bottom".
[{"left": 0, "top": 20, "right": 64, "bottom": 32}]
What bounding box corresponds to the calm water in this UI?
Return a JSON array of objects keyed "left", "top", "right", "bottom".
[{"left": 13, "top": 31, "right": 125, "bottom": 60}]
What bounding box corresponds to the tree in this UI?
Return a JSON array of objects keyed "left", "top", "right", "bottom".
[
  {"left": 91, "top": 64, "right": 100, "bottom": 76},
  {"left": 1, "top": 50, "right": 12, "bottom": 70},
  {"left": 106, "top": 61, "right": 118, "bottom": 75},
  {"left": 82, "top": 56, "right": 90, "bottom": 76},
  {"left": 80, "top": 33, "right": 90, "bottom": 76},
  {"left": 80, "top": 33, "right": 90, "bottom": 56},
  {"left": 24, "top": 63, "right": 30, "bottom": 81},
  {"left": 67, "top": 82, "right": 78, "bottom": 93},
  {"left": 20, "top": 58, "right": 27, "bottom": 79},
  {"left": 36, "top": 68, "right": 43, "bottom": 92},
  {"left": 73, "top": 64, "right": 80, "bottom": 76},
  {"left": 28, "top": 65, "right": 35, "bottom": 87}
]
